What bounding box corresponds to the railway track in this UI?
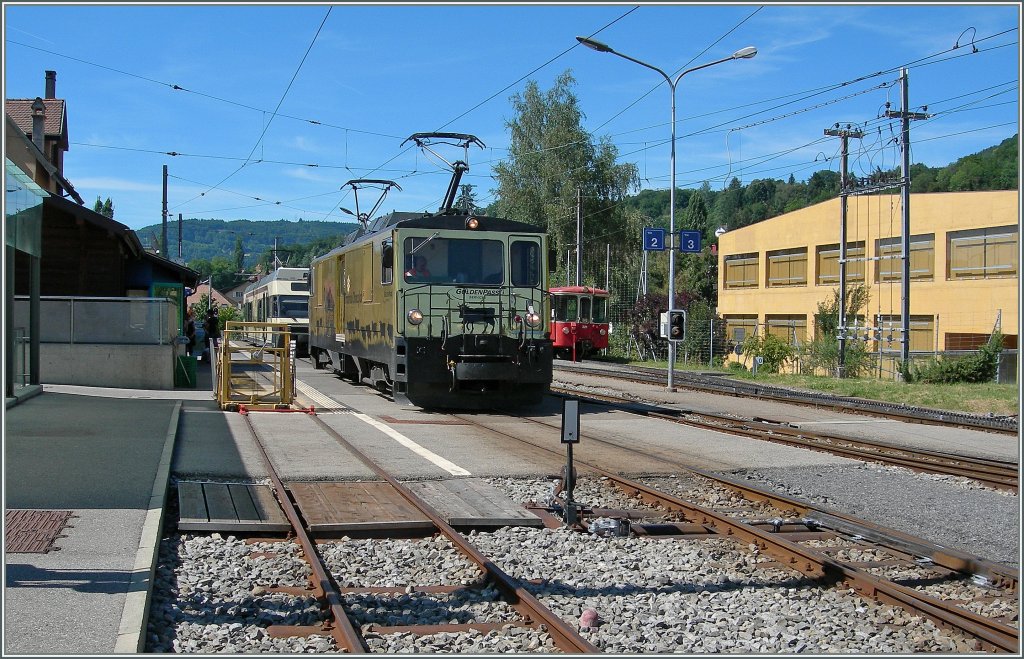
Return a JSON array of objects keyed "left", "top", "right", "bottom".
[
  {"left": 155, "top": 407, "right": 596, "bottom": 653},
  {"left": 452, "top": 410, "right": 1020, "bottom": 653},
  {"left": 549, "top": 384, "right": 1019, "bottom": 492},
  {"left": 555, "top": 362, "right": 1019, "bottom": 435}
]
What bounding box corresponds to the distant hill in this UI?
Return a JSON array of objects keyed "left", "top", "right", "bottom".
[
  {"left": 619, "top": 134, "right": 1018, "bottom": 236},
  {"left": 135, "top": 218, "right": 357, "bottom": 267}
]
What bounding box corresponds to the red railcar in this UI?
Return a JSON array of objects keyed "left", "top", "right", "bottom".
[{"left": 549, "top": 286, "right": 610, "bottom": 361}]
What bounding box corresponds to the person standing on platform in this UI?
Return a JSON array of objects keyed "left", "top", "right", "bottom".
[
  {"left": 185, "top": 310, "right": 197, "bottom": 356},
  {"left": 204, "top": 307, "right": 222, "bottom": 353}
]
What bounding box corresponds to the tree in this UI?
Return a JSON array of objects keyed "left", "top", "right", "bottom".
[
  {"left": 456, "top": 184, "right": 478, "bottom": 212},
  {"left": 800, "top": 284, "right": 872, "bottom": 377},
  {"left": 92, "top": 196, "right": 114, "bottom": 218},
  {"left": 491, "top": 71, "right": 638, "bottom": 285},
  {"left": 233, "top": 235, "right": 245, "bottom": 273},
  {"left": 683, "top": 190, "right": 709, "bottom": 240}
]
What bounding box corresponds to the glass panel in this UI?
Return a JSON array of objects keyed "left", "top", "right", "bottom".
[
  {"left": 403, "top": 237, "right": 505, "bottom": 285},
  {"left": 580, "top": 297, "right": 592, "bottom": 322},
  {"left": 510, "top": 240, "right": 539, "bottom": 287},
  {"left": 592, "top": 297, "right": 608, "bottom": 323},
  {"left": 279, "top": 295, "right": 308, "bottom": 319}
]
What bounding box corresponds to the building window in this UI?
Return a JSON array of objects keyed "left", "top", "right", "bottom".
[
  {"left": 765, "top": 314, "right": 807, "bottom": 346},
  {"left": 723, "top": 315, "right": 758, "bottom": 345},
  {"left": 875, "top": 314, "right": 934, "bottom": 352},
  {"left": 816, "top": 242, "right": 865, "bottom": 285},
  {"left": 875, "top": 233, "right": 934, "bottom": 282},
  {"left": 766, "top": 248, "right": 807, "bottom": 287},
  {"left": 947, "top": 225, "right": 1018, "bottom": 280},
  {"left": 724, "top": 253, "right": 758, "bottom": 289}
]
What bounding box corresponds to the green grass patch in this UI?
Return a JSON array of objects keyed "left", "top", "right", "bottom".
[{"left": 603, "top": 357, "right": 1018, "bottom": 417}]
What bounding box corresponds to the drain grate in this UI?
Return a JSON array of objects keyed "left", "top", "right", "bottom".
[{"left": 5, "top": 509, "right": 75, "bottom": 553}]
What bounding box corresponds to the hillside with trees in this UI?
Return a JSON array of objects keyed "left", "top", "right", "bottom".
[{"left": 136, "top": 218, "right": 356, "bottom": 267}]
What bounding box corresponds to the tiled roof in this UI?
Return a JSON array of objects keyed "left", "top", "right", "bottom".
[{"left": 5, "top": 98, "right": 67, "bottom": 139}]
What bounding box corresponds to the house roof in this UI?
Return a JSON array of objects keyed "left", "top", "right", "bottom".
[
  {"left": 187, "top": 283, "right": 232, "bottom": 309},
  {"left": 43, "top": 193, "right": 142, "bottom": 255},
  {"left": 5, "top": 98, "right": 69, "bottom": 148}
]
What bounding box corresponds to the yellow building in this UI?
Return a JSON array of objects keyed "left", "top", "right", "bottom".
[{"left": 716, "top": 190, "right": 1019, "bottom": 369}]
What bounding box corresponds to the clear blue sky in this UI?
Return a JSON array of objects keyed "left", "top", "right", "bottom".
[{"left": 4, "top": 3, "right": 1020, "bottom": 231}]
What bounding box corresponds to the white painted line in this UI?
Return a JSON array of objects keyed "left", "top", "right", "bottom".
[
  {"left": 352, "top": 413, "right": 472, "bottom": 477},
  {"left": 115, "top": 400, "right": 181, "bottom": 653}
]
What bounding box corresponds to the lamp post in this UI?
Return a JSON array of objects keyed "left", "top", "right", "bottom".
[{"left": 577, "top": 36, "right": 755, "bottom": 390}]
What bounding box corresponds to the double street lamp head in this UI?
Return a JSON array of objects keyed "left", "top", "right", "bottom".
[{"left": 576, "top": 35, "right": 757, "bottom": 64}]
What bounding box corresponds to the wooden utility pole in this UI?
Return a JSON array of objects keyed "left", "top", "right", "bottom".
[
  {"left": 161, "top": 164, "right": 169, "bottom": 257},
  {"left": 575, "top": 187, "right": 583, "bottom": 286}
]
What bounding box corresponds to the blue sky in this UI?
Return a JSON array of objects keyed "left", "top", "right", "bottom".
[{"left": 4, "top": 3, "right": 1020, "bottom": 231}]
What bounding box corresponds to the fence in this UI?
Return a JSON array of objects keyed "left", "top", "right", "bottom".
[
  {"left": 12, "top": 296, "right": 179, "bottom": 389},
  {"left": 605, "top": 311, "right": 1017, "bottom": 384},
  {"left": 14, "top": 296, "right": 176, "bottom": 345}
]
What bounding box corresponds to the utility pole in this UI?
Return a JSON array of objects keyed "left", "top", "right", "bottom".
[
  {"left": 177, "top": 213, "right": 183, "bottom": 260},
  {"left": 575, "top": 187, "right": 583, "bottom": 286},
  {"left": 885, "top": 67, "right": 930, "bottom": 370},
  {"left": 161, "top": 164, "right": 168, "bottom": 257},
  {"left": 824, "top": 124, "right": 863, "bottom": 377}
]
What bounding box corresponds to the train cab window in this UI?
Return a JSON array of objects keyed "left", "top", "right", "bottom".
[
  {"left": 554, "top": 295, "right": 578, "bottom": 322},
  {"left": 381, "top": 240, "right": 394, "bottom": 285},
  {"left": 279, "top": 295, "right": 309, "bottom": 319},
  {"left": 593, "top": 297, "right": 608, "bottom": 323},
  {"left": 510, "top": 240, "right": 540, "bottom": 287},
  {"left": 580, "top": 297, "right": 592, "bottom": 322}
]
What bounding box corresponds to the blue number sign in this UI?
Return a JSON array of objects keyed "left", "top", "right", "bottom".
[
  {"left": 643, "top": 227, "right": 666, "bottom": 251},
  {"left": 678, "top": 230, "right": 702, "bottom": 253}
]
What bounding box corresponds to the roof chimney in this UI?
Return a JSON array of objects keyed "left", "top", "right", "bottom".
[
  {"left": 45, "top": 70, "right": 57, "bottom": 99},
  {"left": 31, "top": 97, "right": 46, "bottom": 153}
]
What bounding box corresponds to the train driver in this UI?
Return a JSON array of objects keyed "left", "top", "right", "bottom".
[{"left": 405, "top": 254, "right": 432, "bottom": 281}]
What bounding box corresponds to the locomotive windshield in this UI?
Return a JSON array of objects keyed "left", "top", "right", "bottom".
[
  {"left": 273, "top": 295, "right": 309, "bottom": 319},
  {"left": 552, "top": 293, "right": 608, "bottom": 323},
  {"left": 404, "top": 237, "right": 505, "bottom": 285}
]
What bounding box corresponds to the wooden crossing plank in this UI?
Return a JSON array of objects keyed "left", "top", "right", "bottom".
[
  {"left": 288, "top": 482, "right": 433, "bottom": 533},
  {"left": 177, "top": 481, "right": 208, "bottom": 528},
  {"left": 406, "top": 478, "right": 542, "bottom": 528},
  {"left": 228, "top": 484, "right": 260, "bottom": 521},
  {"left": 176, "top": 482, "right": 290, "bottom": 532}
]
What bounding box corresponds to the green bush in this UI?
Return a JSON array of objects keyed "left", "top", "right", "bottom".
[
  {"left": 741, "top": 333, "right": 794, "bottom": 373},
  {"left": 902, "top": 332, "right": 1003, "bottom": 384},
  {"left": 727, "top": 360, "right": 747, "bottom": 372}
]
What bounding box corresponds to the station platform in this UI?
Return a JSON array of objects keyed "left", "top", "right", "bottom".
[{"left": 3, "top": 361, "right": 216, "bottom": 655}]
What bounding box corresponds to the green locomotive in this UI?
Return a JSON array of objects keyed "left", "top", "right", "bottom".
[{"left": 308, "top": 135, "right": 553, "bottom": 408}]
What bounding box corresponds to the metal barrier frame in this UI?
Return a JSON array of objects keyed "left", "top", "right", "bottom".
[{"left": 216, "top": 321, "right": 294, "bottom": 410}]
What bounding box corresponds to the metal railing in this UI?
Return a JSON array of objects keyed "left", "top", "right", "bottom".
[
  {"left": 216, "top": 321, "right": 294, "bottom": 410},
  {"left": 13, "top": 296, "right": 175, "bottom": 345}
]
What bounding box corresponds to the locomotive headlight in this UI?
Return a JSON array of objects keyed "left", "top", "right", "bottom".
[
  {"left": 525, "top": 312, "right": 542, "bottom": 328},
  {"left": 599, "top": 328, "right": 607, "bottom": 336},
  {"left": 407, "top": 309, "right": 424, "bottom": 325},
  {"left": 466, "top": 217, "right": 480, "bottom": 230}
]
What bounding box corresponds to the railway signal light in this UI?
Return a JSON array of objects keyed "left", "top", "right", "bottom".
[{"left": 668, "top": 309, "right": 686, "bottom": 342}]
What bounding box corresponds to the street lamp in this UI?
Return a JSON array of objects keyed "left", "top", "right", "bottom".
[{"left": 577, "top": 36, "right": 756, "bottom": 390}]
